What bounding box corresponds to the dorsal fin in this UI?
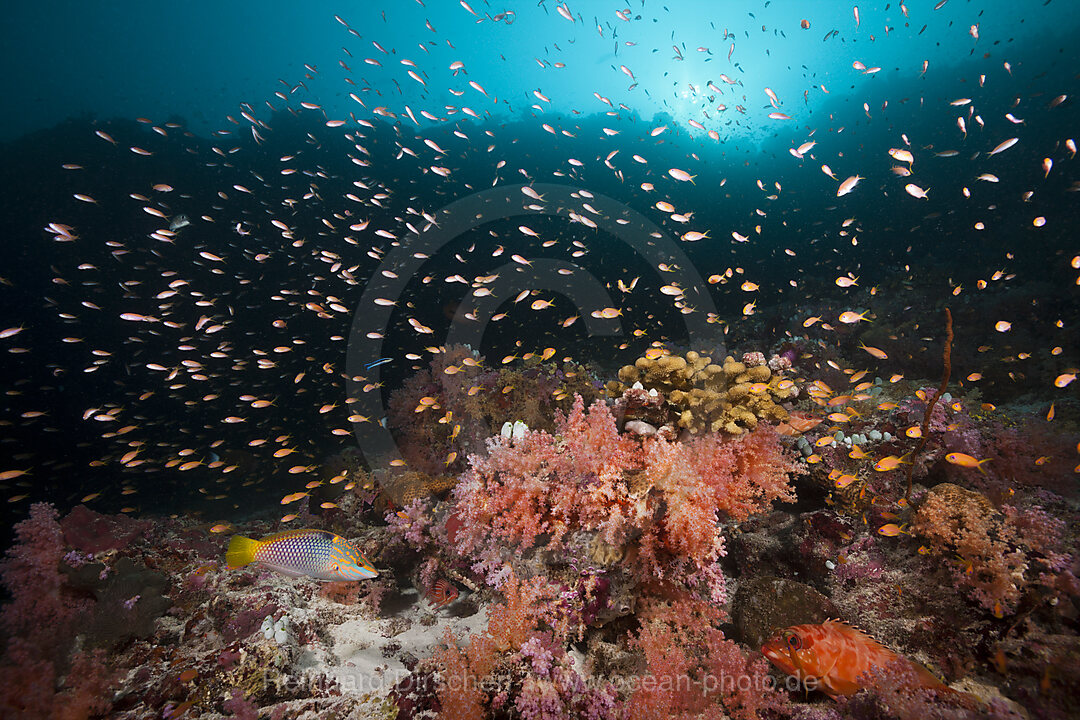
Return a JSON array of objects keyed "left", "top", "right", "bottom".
[{"left": 823, "top": 618, "right": 884, "bottom": 646}]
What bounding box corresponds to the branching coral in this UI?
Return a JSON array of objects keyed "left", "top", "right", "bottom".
[{"left": 608, "top": 349, "right": 796, "bottom": 435}]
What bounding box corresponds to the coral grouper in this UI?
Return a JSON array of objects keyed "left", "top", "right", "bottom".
[{"left": 762, "top": 619, "right": 955, "bottom": 699}]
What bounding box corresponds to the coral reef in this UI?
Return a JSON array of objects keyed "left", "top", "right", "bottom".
[{"left": 1, "top": 341, "right": 1076, "bottom": 720}]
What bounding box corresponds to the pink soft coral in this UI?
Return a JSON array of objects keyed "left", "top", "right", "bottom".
[
  {"left": 627, "top": 598, "right": 785, "bottom": 720},
  {"left": 639, "top": 438, "right": 723, "bottom": 565},
  {"left": 702, "top": 424, "right": 799, "bottom": 521},
  {"left": 561, "top": 392, "right": 640, "bottom": 482},
  {"left": 636, "top": 425, "right": 799, "bottom": 575},
  {"left": 452, "top": 428, "right": 565, "bottom": 554},
  {"left": 451, "top": 395, "right": 799, "bottom": 606},
  {"left": 1, "top": 503, "right": 86, "bottom": 651},
  {"left": 0, "top": 504, "right": 102, "bottom": 718},
  {"left": 452, "top": 396, "right": 646, "bottom": 554}
]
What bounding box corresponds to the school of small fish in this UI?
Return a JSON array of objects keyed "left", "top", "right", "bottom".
[{"left": 0, "top": 1, "right": 1076, "bottom": 519}]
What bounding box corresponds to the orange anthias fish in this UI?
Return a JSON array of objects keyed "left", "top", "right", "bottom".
[
  {"left": 944, "top": 452, "right": 991, "bottom": 473},
  {"left": 762, "top": 620, "right": 950, "bottom": 699}
]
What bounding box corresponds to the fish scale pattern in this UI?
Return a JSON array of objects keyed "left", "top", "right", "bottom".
[{"left": 256, "top": 530, "right": 334, "bottom": 575}]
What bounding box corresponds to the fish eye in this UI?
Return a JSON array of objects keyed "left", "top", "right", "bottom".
[{"left": 786, "top": 633, "right": 802, "bottom": 650}]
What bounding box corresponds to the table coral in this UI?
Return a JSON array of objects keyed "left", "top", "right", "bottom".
[{"left": 608, "top": 349, "right": 796, "bottom": 435}]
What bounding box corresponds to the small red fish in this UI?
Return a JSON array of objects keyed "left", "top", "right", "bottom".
[
  {"left": 427, "top": 578, "right": 458, "bottom": 608},
  {"left": 762, "top": 620, "right": 951, "bottom": 699},
  {"left": 787, "top": 411, "right": 824, "bottom": 433}
]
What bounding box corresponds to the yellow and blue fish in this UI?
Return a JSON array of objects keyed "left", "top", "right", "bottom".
[{"left": 226, "top": 529, "right": 378, "bottom": 581}]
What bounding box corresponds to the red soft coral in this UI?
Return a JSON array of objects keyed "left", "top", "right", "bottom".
[
  {"left": 688, "top": 425, "right": 799, "bottom": 522},
  {"left": 699, "top": 632, "right": 785, "bottom": 720},
  {"left": 487, "top": 572, "right": 551, "bottom": 652},
  {"left": 639, "top": 438, "right": 721, "bottom": 564},
  {"left": 636, "top": 425, "right": 798, "bottom": 573},
  {"left": 0, "top": 639, "right": 55, "bottom": 718},
  {"left": 60, "top": 504, "right": 151, "bottom": 554},
  {"left": 913, "top": 484, "right": 1028, "bottom": 614},
  {"left": 55, "top": 649, "right": 115, "bottom": 720},
  {"left": 628, "top": 598, "right": 785, "bottom": 720},
  {"left": 626, "top": 619, "right": 696, "bottom": 720},
  {"left": 433, "top": 630, "right": 488, "bottom": 720},
  {"left": 452, "top": 428, "right": 564, "bottom": 554},
  {"left": 561, "top": 395, "right": 640, "bottom": 483},
  {"left": 452, "top": 397, "right": 647, "bottom": 555},
  {"left": 452, "top": 396, "right": 799, "bottom": 602},
  {"left": 0, "top": 504, "right": 103, "bottom": 718}
]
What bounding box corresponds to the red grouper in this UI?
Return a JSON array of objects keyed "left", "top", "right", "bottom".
[{"left": 226, "top": 529, "right": 378, "bottom": 581}]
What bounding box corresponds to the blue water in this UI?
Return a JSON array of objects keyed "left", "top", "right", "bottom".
[{"left": 3, "top": 1, "right": 1075, "bottom": 144}]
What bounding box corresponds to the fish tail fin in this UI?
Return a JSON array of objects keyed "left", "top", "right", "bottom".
[
  {"left": 226, "top": 535, "right": 260, "bottom": 569},
  {"left": 977, "top": 458, "right": 991, "bottom": 475}
]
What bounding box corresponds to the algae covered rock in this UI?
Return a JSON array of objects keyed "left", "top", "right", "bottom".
[{"left": 729, "top": 575, "right": 840, "bottom": 649}]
